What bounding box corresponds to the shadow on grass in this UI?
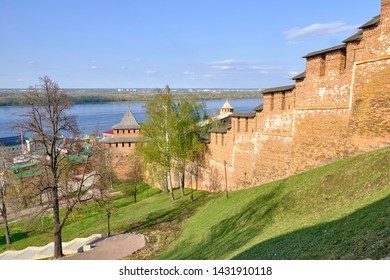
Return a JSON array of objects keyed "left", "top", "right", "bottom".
[
  {"left": 161, "top": 188, "right": 286, "bottom": 259},
  {"left": 126, "top": 191, "right": 211, "bottom": 233},
  {"left": 0, "top": 231, "right": 29, "bottom": 246},
  {"left": 233, "top": 195, "right": 390, "bottom": 260}
]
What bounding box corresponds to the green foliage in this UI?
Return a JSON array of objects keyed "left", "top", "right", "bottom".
[
  {"left": 138, "top": 86, "right": 207, "bottom": 192},
  {"left": 138, "top": 86, "right": 176, "bottom": 168},
  {"left": 171, "top": 96, "right": 206, "bottom": 163}
]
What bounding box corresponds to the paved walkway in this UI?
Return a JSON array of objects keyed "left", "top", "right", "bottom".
[
  {"left": 61, "top": 233, "right": 147, "bottom": 260},
  {"left": 0, "top": 234, "right": 103, "bottom": 260}
]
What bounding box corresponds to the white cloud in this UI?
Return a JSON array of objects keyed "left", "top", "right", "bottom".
[
  {"left": 283, "top": 22, "right": 359, "bottom": 39},
  {"left": 90, "top": 65, "right": 98, "bottom": 69},
  {"left": 146, "top": 70, "right": 156, "bottom": 74},
  {"left": 212, "top": 59, "right": 237, "bottom": 64},
  {"left": 212, "top": 65, "right": 232, "bottom": 70}
]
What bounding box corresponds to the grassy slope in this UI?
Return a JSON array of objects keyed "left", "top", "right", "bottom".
[
  {"left": 1, "top": 147, "right": 389, "bottom": 259},
  {"left": 159, "top": 146, "right": 390, "bottom": 260},
  {"left": 0, "top": 181, "right": 214, "bottom": 255}
]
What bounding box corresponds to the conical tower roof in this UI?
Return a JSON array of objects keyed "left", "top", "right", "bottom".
[
  {"left": 112, "top": 109, "right": 140, "bottom": 130},
  {"left": 222, "top": 100, "right": 233, "bottom": 109}
]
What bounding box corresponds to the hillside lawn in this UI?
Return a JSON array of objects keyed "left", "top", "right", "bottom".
[{"left": 1, "top": 146, "right": 389, "bottom": 259}]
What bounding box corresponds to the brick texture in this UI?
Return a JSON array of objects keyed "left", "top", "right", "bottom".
[{"left": 194, "top": 0, "right": 390, "bottom": 192}]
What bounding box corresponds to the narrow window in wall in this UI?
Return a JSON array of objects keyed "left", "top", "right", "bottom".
[
  {"left": 245, "top": 118, "right": 248, "bottom": 132},
  {"left": 122, "top": 130, "right": 125, "bottom": 134},
  {"left": 115, "top": 143, "right": 118, "bottom": 148},
  {"left": 129, "top": 143, "right": 131, "bottom": 147},
  {"left": 128, "top": 130, "right": 130, "bottom": 133},
  {"left": 122, "top": 142, "right": 124, "bottom": 147},
  {"left": 215, "top": 133, "right": 218, "bottom": 145},
  {"left": 281, "top": 93, "right": 286, "bottom": 110},
  {"left": 340, "top": 49, "right": 347, "bottom": 73},
  {"left": 270, "top": 93, "right": 274, "bottom": 111},
  {"left": 221, "top": 134, "right": 224, "bottom": 146},
  {"left": 237, "top": 119, "right": 240, "bottom": 131},
  {"left": 117, "top": 130, "right": 120, "bottom": 134},
  {"left": 320, "top": 54, "right": 326, "bottom": 77}
]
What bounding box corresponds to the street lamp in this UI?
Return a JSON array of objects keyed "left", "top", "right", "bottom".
[
  {"left": 190, "top": 166, "right": 194, "bottom": 202},
  {"left": 106, "top": 210, "right": 111, "bottom": 237}
]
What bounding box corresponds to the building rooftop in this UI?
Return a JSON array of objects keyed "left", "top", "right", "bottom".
[
  {"left": 262, "top": 85, "right": 295, "bottom": 94},
  {"left": 230, "top": 112, "right": 256, "bottom": 118},
  {"left": 209, "top": 126, "right": 231, "bottom": 134},
  {"left": 221, "top": 100, "right": 233, "bottom": 109},
  {"left": 303, "top": 44, "right": 346, "bottom": 58},
  {"left": 101, "top": 137, "right": 143, "bottom": 144},
  {"left": 291, "top": 71, "right": 306, "bottom": 80},
  {"left": 112, "top": 109, "right": 140, "bottom": 130},
  {"left": 359, "top": 15, "right": 380, "bottom": 29},
  {"left": 254, "top": 104, "right": 263, "bottom": 112},
  {"left": 0, "top": 136, "right": 24, "bottom": 147},
  {"left": 343, "top": 30, "right": 363, "bottom": 43}
]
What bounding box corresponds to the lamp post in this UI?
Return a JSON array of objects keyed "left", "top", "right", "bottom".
[
  {"left": 224, "top": 160, "right": 228, "bottom": 199},
  {"left": 190, "top": 166, "right": 194, "bottom": 202},
  {"left": 106, "top": 210, "right": 111, "bottom": 237}
]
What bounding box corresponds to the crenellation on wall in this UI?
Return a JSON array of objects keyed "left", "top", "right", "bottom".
[{"left": 194, "top": 0, "right": 389, "bottom": 192}]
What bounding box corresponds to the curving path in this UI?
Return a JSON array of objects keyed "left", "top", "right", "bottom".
[{"left": 61, "top": 233, "right": 147, "bottom": 260}]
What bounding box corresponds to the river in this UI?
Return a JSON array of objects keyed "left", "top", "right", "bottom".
[{"left": 0, "top": 98, "right": 263, "bottom": 138}]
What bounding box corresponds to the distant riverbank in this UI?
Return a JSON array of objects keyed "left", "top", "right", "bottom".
[
  {"left": 0, "top": 98, "right": 263, "bottom": 138},
  {"left": 0, "top": 89, "right": 262, "bottom": 107}
]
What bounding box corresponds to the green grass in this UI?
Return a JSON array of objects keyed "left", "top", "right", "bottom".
[
  {"left": 1, "top": 146, "right": 389, "bottom": 259},
  {"left": 159, "top": 146, "right": 390, "bottom": 260},
  {"left": 0, "top": 182, "right": 165, "bottom": 253}
]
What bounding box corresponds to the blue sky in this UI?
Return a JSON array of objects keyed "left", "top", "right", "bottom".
[{"left": 0, "top": 0, "right": 381, "bottom": 88}]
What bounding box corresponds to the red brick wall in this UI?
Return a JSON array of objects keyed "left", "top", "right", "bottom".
[{"left": 194, "top": 1, "right": 390, "bottom": 192}]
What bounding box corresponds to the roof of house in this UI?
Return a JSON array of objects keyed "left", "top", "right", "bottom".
[
  {"left": 0, "top": 136, "right": 24, "bottom": 147},
  {"left": 254, "top": 104, "right": 263, "bottom": 112},
  {"left": 112, "top": 109, "right": 140, "bottom": 130},
  {"left": 261, "top": 85, "right": 295, "bottom": 94},
  {"left": 221, "top": 100, "right": 233, "bottom": 109},
  {"left": 230, "top": 112, "right": 256, "bottom": 118},
  {"left": 15, "top": 168, "right": 40, "bottom": 179},
  {"left": 359, "top": 15, "right": 380, "bottom": 29},
  {"left": 343, "top": 30, "right": 363, "bottom": 43},
  {"left": 303, "top": 44, "right": 346, "bottom": 58},
  {"left": 101, "top": 137, "right": 143, "bottom": 144},
  {"left": 209, "top": 126, "right": 231, "bottom": 134},
  {"left": 102, "top": 129, "right": 114, "bottom": 135},
  {"left": 291, "top": 71, "right": 306, "bottom": 80},
  {"left": 9, "top": 161, "right": 37, "bottom": 172}
]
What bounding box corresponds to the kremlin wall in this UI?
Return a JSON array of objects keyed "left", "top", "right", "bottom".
[
  {"left": 104, "top": 0, "right": 389, "bottom": 192},
  {"left": 198, "top": 0, "right": 390, "bottom": 191}
]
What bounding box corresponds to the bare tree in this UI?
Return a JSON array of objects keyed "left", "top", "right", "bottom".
[
  {"left": 0, "top": 147, "right": 20, "bottom": 245},
  {"left": 92, "top": 144, "right": 116, "bottom": 199},
  {"left": 127, "top": 154, "right": 143, "bottom": 203},
  {"left": 18, "top": 76, "right": 100, "bottom": 258}
]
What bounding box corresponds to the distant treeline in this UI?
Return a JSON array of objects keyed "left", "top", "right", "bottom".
[{"left": 0, "top": 91, "right": 262, "bottom": 106}]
